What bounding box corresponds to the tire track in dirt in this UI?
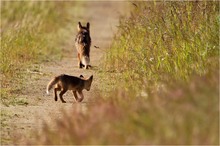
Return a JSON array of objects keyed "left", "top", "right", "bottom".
[{"left": 1, "top": 2, "right": 129, "bottom": 144}]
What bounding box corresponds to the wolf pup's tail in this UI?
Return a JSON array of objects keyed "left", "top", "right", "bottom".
[{"left": 46, "top": 76, "right": 60, "bottom": 94}]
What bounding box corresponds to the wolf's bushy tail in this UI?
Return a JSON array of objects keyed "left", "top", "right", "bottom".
[{"left": 46, "top": 76, "right": 60, "bottom": 94}]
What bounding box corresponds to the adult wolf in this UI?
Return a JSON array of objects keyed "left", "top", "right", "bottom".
[
  {"left": 75, "top": 22, "right": 91, "bottom": 69},
  {"left": 46, "top": 74, "right": 93, "bottom": 103}
]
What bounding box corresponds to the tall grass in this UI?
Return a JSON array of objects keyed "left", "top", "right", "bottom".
[
  {"left": 27, "top": 1, "right": 219, "bottom": 145},
  {"left": 0, "top": 1, "right": 75, "bottom": 105},
  {"left": 102, "top": 1, "right": 219, "bottom": 93}
]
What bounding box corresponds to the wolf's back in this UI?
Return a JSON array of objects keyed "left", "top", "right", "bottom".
[{"left": 46, "top": 76, "right": 60, "bottom": 94}]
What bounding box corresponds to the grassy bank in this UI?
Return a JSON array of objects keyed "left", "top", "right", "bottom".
[
  {"left": 101, "top": 1, "right": 219, "bottom": 93},
  {"left": 23, "top": 1, "right": 219, "bottom": 145},
  {"left": 0, "top": 1, "right": 78, "bottom": 105}
]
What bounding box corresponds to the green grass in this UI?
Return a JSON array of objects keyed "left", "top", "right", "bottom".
[
  {"left": 101, "top": 1, "right": 219, "bottom": 93},
  {"left": 0, "top": 1, "right": 78, "bottom": 105},
  {"left": 27, "top": 1, "right": 219, "bottom": 145}
]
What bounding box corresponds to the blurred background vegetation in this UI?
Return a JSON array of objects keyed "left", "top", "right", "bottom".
[{"left": 1, "top": 1, "right": 79, "bottom": 105}]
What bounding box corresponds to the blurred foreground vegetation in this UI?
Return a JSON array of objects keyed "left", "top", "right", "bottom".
[{"left": 30, "top": 1, "right": 219, "bottom": 145}]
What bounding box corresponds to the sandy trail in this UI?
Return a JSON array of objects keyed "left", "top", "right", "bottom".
[{"left": 1, "top": 2, "right": 129, "bottom": 144}]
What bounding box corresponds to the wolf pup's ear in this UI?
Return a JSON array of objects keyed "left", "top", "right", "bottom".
[
  {"left": 80, "top": 75, "right": 84, "bottom": 78},
  {"left": 78, "top": 22, "right": 82, "bottom": 31},
  {"left": 87, "top": 22, "right": 90, "bottom": 30}
]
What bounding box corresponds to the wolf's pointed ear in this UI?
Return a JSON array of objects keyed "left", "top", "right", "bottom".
[
  {"left": 87, "top": 22, "right": 90, "bottom": 30},
  {"left": 78, "top": 22, "right": 82, "bottom": 31}
]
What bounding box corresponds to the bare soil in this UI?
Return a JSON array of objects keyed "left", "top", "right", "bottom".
[{"left": 1, "top": 2, "right": 129, "bottom": 144}]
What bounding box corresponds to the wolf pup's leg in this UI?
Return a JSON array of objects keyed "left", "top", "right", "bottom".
[
  {"left": 59, "top": 89, "right": 67, "bottom": 103},
  {"left": 54, "top": 85, "right": 61, "bottom": 101},
  {"left": 54, "top": 88, "right": 58, "bottom": 101},
  {"left": 72, "top": 91, "right": 79, "bottom": 102},
  {"left": 77, "top": 90, "right": 84, "bottom": 102}
]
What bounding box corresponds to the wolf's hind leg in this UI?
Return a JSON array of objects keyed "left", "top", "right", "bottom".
[{"left": 59, "top": 89, "right": 67, "bottom": 103}]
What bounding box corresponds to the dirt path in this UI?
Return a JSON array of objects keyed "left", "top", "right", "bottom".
[{"left": 1, "top": 2, "right": 129, "bottom": 144}]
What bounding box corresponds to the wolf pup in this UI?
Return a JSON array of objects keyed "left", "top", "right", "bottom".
[
  {"left": 46, "top": 74, "right": 93, "bottom": 103},
  {"left": 75, "top": 22, "right": 91, "bottom": 69}
]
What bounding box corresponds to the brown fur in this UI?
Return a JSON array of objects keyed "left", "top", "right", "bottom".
[
  {"left": 75, "top": 22, "right": 91, "bottom": 69},
  {"left": 46, "top": 74, "right": 93, "bottom": 103}
]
